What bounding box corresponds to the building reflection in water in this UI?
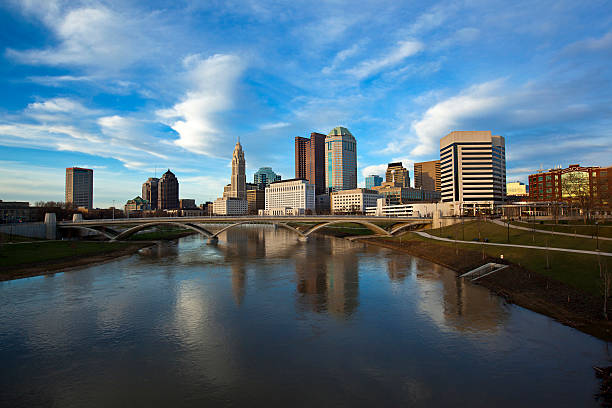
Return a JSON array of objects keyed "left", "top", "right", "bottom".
[
  {"left": 294, "top": 236, "right": 360, "bottom": 318},
  {"left": 413, "top": 257, "right": 508, "bottom": 333}
]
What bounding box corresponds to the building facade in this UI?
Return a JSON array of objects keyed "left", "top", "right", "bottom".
[
  {"left": 365, "top": 200, "right": 453, "bottom": 217},
  {"left": 385, "top": 162, "right": 410, "bottom": 187},
  {"left": 247, "top": 189, "right": 265, "bottom": 214},
  {"left": 372, "top": 182, "right": 441, "bottom": 205},
  {"left": 507, "top": 181, "right": 528, "bottom": 197},
  {"left": 254, "top": 167, "right": 281, "bottom": 190},
  {"left": 229, "top": 140, "right": 247, "bottom": 200},
  {"left": 528, "top": 164, "right": 611, "bottom": 209},
  {"left": 65, "top": 167, "right": 93, "bottom": 209},
  {"left": 213, "top": 197, "right": 248, "bottom": 215},
  {"left": 365, "top": 175, "right": 383, "bottom": 189},
  {"left": 179, "top": 199, "right": 197, "bottom": 209},
  {"left": 142, "top": 178, "right": 159, "bottom": 210},
  {"left": 265, "top": 179, "right": 315, "bottom": 212},
  {"left": 158, "top": 169, "right": 179, "bottom": 210},
  {"left": 125, "top": 196, "right": 151, "bottom": 213},
  {"left": 414, "top": 160, "right": 441, "bottom": 192},
  {"left": 295, "top": 132, "right": 326, "bottom": 194},
  {"left": 325, "top": 127, "right": 357, "bottom": 192},
  {"left": 330, "top": 188, "right": 381, "bottom": 214},
  {"left": 440, "top": 131, "right": 506, "bottom": 215}
]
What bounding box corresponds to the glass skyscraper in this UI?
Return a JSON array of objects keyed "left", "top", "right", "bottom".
[
  {"left": 254, "top": 167, "right": 281, "bottom": 190},
  {"left": 325, "top": 127, "right": 357, "bottom": 192},
  {"left": 365, "top": 175, "right": 382, "bottom": 189}
]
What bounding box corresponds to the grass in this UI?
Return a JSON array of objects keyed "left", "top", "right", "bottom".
[
  {"left": 390, "top": 232, "right": 609, "bottom": 296},
  {"left": 0, "top": 232, "right": 42, "bottom": 243},
  {"left": 430, "top": 220, "right": 612, "bottom": 253},
  {"left": 511, "top": 220, "right": 612, "bottom": 239},
  {"left": 127, "top": 227, "right": 193, "bottom": 241},
  {"left": 0, "top": 241, "right": 135, "bottom": 269}
]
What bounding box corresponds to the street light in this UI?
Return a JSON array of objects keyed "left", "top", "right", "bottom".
[{"left": 596, "top": 221, "right": 599, "bottom": 250}]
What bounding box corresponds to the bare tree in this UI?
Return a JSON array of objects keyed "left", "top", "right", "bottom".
[{"left": 561, "top": 171, "right": 593, "bottom": 223}]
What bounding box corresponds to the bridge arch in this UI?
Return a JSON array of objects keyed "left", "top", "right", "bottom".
[
  {"left": 112, "top": 222, "right": 213, "bottom": 241},
  {"left": 58, "top": 225, "right": 116, "bottom": 240},
  {"left": 211, "top": 221, "right": 307, "bottom": 239},
  {"left": 303, "top": 220, "right": 390, "bottom": 237},
  {"left": 389, "top": 222, "right": 428, "bottom": 236}
]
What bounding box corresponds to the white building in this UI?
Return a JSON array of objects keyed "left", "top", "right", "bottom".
[
  {"left": 259, "top": 207, "right": 305, "bottom": 216},
  {"left": 265, "top": 179, "right": 315, "bottom": 213},
  {"left": 440, "top": 131, "right": 506, "bottom": 215},
  {"left": 213, "top": 197, "right": 248, "bottom": 215},
  {"left": 366, "top": 198, "right": 453, "bottom": 217},
  {"left": 330, "top": 188, "right": 381, "bottom": 214}
]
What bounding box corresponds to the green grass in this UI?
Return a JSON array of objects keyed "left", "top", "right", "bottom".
[
  {"left": 0, "top": 241, "right": 134, "bottom": 268},
  {"left": 430, "top": 220, "right": 612, "bottom": 253},
  {"left": 511, "top": 221, "right": 612, "bottom": 238},
  {"left": 397, "top": 232, "right": 609, "bottom": 296},
  {"left": 0, "top": 232, "right": 42, "bottom": 243}
]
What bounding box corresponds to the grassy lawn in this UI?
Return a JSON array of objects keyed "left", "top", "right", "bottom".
[
  {"left": 0, "top": 241, "right": 135, "bottom": 268},
  {"left": 391, "top": 232, "right": 608, "bottom": 296},
  {"left": 0, "top": 232, "right": 42, "bottom": 243},
  {"left": 511, "top": 221, "right": 612, "bottom": 239},
  {"left": 430, "top": 220, "right": 612, "bottom": 252}
]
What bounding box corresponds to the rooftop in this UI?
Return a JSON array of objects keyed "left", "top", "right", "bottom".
[{"left": 327, "top": 126, "right": 353, "bottom": 137}]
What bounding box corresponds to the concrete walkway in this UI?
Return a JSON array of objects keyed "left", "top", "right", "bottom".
[
  {"left": 491, "top": 219, "right": 612, "bottom": 241},
  {"left": 414, "top": 231, "right": 612, "bottom": 257}
]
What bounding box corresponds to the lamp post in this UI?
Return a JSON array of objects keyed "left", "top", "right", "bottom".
[
  {"left": 596, "top": 221, "right": 599, "bottom": 250},
  {"left": 112, "top": 200, "right": 115, "bottom": 220}
]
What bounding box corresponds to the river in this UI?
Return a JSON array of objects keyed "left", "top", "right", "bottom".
[{"left": 0, "top": 226, "right": 609, "bottom": 407}]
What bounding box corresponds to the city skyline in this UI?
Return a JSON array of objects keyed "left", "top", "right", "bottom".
[{"left": 1, "top": 1, "right": 611, "bottom": 207}]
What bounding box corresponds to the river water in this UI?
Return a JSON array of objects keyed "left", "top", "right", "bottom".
[{"left": 1, "top": 226, "right": 609, "bottom": 407}]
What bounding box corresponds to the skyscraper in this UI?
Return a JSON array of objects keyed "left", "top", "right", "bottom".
[
  {"left": 230, "top": 140, "right": 246, "bottom": 200},
  {"left": 385, "top": 162, "right": 410, "bottom": 187},
  {"left": 295, "top": 132, "right": 326, "bottom": 194},
  {"left": 414, "top": 160, "right": 441, "bottom": 192},
  {"left": 158, "top": 169, "right": 179, "bottom": 210},
  {"left": 65, "top": 167, "right": 93, "bottom": 209},
  {"left": 440, "top": 131, "right": 506, "bottom": 215},
  {"left": 325, "top": 127, "right": 357, "bottom": 192},
  {"left": 254, "top": 167, "right": 281, "bottom": 190},
  {"left": 142, "top": 177, "right": 159, "bottom": 210},
  {"left": 365, "top": 175, "right": 383, "bottom": 189}
]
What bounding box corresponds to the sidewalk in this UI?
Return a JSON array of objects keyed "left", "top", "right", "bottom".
[
  {"left": 491, "top": 219, "right": 612, "bottom": 241},
  {"left": 415, "top": 231, "right": 612, "bottom": 257}
]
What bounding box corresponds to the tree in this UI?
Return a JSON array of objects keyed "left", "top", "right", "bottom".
[{"left": 561, "top": 171, "right": 593, "bottom": 223}]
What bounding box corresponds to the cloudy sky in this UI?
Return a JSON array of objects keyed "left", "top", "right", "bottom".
[{"left": 1, "top": 0, "right": 611, "bottom": 207}]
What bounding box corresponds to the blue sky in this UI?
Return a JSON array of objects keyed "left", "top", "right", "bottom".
[{"left": 1, "top": 0, "right": 611, "bottom": 208}]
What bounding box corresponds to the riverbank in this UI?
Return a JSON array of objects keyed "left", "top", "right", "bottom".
[{"left": 360, "top": 234, "right": 612, "bottom": 341}]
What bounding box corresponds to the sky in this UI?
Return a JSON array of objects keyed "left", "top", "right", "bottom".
[{"left": 0, "top": 0, "right": 611, "bottom": 208}]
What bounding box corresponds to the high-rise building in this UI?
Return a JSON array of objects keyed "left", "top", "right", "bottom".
[
  {"left": 330, "top": 188, "right": 381, "bottom": 214},
  {"left": 65, "top": 167, "right": 93, "bottom": 209},
  {"left": 254, "top": 167, "right": 281, "bottom": 190},
  {"left": 158, "top": 169, "right": 179, "bottom": 210},
  {"left": 440, "top": 131, "right": 506, "bottom": 215},
  {"left": 365, "top": 175, "right": 383, "bottom": 189},
  {"left": 325, "top": 127, "right": 357, "bottom": 192},
  {"left": 265, "top": 179, "right": 315, "bottom": 212},
  {"left": 295, "top": 132, "right": 326, "bottom": 194},
  {"left": 414, "top": 160, "right": 441, "bottom": 192},
  {"left": 385, "top": 162, "right": 410, "bottom": 187},
  {"left": 230, "top": 141, "right": 246, "bottom": 200},
  {"left": 142, "top": 177, "right": 159, "bottom": 210},
  {"left": 246, "top": 188, "right": 265, "bottom": 214}
]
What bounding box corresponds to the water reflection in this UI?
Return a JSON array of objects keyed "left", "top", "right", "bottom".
[{"left": 0, "top": 225, "right": 607, "bottom": 407}]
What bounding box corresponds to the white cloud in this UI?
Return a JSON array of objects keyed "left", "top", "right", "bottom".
[
  {"left": 361, "top": 163, "right": 387, "bottom": 179},
  {"left": 322, "top": 44, "right": 360, "bottom": 74},
  {"left": 259, "top": 122, "right": 290, "bottom": 130},
  {"left": 347, "top": 40, "right": 424, "bottom": 79},
  {"left": 157, "top": 54, "right": 245, "bottom": 157}
]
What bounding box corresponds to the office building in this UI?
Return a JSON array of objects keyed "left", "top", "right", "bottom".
[
  {"left": 365, "top": 175, "right": 383, "bottom": 189},
  {"left": 230, "top": 140, "right": 247, "bottom": 200},
  {"left": 366, "top": 200, "right": 453, "bottom": 217},
  {"left": 158, "top": 169, "right": 179, "bottom": 210},
  {"left": 385, "top": 162, "right": 410, "bottom": 187},
  {"left": 330, "top": 188, "right": 381, "bottom": 214},
  {"left": 142, "top": 178, "right": 159, "bottom": 210},
  {"left": 528, "top": 164, "right": 611, "bottom": 207},
  {"left": 247, "top": 188, "right": 265, "bottom": 214},
  {"left": 265, "top": 178, "right": 315, "bottom": 212},
  {"left": 414, "top": 160, "right": 441, "bottom": 192},
  {"left": 213, "top": 197, "right": 248, "bottom": 215},
  {"left": 325, "top": 127, "right": 357, "bottom": 192},
  {"left": 254, "top": 167, "right": 281, "bottom": 190},
  {"left": 65, "top": 167, "right": 93, "bottom": 209},
  {"left": 372, "top": 183, "right": 441, "bottom": 205},
  {"left": 125, "top": 196, "right": 150, "bottom": 214},
  {"left": 295, "top": 132, "right": 326, "bottom": 194},
  {"left": 440, "top": 130, "right": 506, "bottom": 215},
  {"left": 179, "top": 199, "right": 197, "bottom": 209},
  {"left": 506, "top": 181, "right": 528, "bottom": 197}
]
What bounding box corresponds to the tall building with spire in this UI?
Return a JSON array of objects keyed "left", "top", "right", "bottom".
[
  {"left": 230, "top": 140, "right": 246, "bottom": 200},
  {"left": 158, "top": 169, "right": 179, "bottom": 210}
]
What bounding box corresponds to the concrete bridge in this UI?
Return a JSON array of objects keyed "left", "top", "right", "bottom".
[{"left": 54, "top": 215, "right": 433, "bottom": 243}]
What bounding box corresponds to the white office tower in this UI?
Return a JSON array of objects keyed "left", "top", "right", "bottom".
[{"left": 440, "top": 131, "right": 506, "bottom": 215}]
